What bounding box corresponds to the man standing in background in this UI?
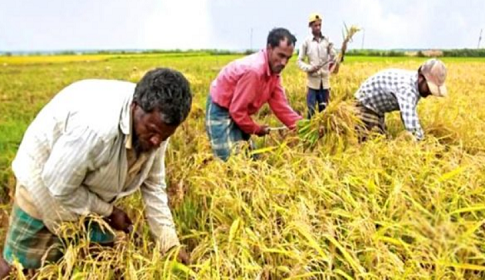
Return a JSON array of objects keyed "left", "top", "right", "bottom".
[{"left": 297, "top": 13, "right": 340, "bottom": 118}]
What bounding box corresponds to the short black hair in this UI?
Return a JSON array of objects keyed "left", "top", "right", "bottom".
[
  {"left": 133, "top": 68, "right": 192, "bottom": 126},
  {"left": 267, "top": 28, "right": 297, "bottom": 48}
]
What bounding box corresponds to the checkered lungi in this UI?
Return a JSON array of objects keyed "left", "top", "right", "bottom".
[
  {"left": 3, "top": 204, "right": 115, "bottom": 269},
  {"left": 355, "top": 102, "right": 386, "bottom": 140},
  {"left": 205, "top": 95, "right": 255, "bottom": 161}
]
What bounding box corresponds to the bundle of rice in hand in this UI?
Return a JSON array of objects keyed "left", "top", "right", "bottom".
[
  {"left": 339, "top": 24, "right": 361, "bottom": 60},
  {"left": 312, "top": 23, "right": 360, "bottom": 72},
  {"left": 297, "top": 99, "right": 363, "bottom": 152},
  {"left": 329, "top": 24, "right": 361, "bottom": 72}
]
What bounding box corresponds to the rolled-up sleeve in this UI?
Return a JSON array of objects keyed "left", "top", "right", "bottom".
[
  {"left": 329, "top": 40, "right": 337, "bottom": 61},
  {"left": 297, "top": 40, "right": 313, "bottom": 72},
  {"left": 141, "top": 140, "right": 180, "bottom": 253},
  {"left": 42, "top": 127, "right": 113, "bottom": 217}
]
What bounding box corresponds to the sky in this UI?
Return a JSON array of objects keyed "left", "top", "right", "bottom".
[{"left": 0, "top": 0, "right": 484, "bottom": 52}]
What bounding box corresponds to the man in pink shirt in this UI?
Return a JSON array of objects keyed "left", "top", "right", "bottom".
[{"left": 205, "top": 28, "right": 303, "bottom": 161}]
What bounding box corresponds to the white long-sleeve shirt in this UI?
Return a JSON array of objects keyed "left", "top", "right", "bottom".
[
  {"left": 297, "top": 35, "right": 337, "bottom": 89},
  {"left": 12, "top": 79, "right": 179, "bottom": 252}
]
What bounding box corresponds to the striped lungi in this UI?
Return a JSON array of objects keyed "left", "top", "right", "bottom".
[
  {"left": 3, "top": 204, "right": 115, "bottom": 269},
  {"left": 205, "top": 95, "right": 255, "bottom": 161}
]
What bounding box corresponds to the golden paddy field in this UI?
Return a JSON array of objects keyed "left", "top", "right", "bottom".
[{"left": 0, "top": 53, "right": 485, "bottom": 279}]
